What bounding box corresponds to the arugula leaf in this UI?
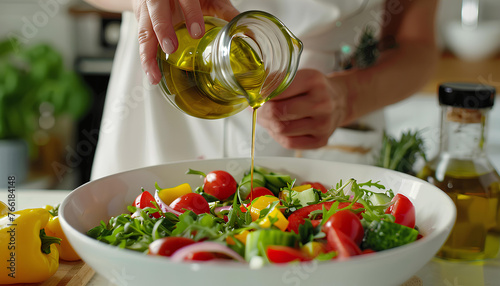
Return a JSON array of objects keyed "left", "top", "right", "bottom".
[
  {"left": 315, "top": 251, "right": 337, "bottom": 261},
  {"left": 86, "top": 206, "right": 178, "bottom": 252},
  {"left": 320, "top": 201, "right": 340, "bottom": 225},
  {"left": 298, "top": 219, "right": 315, "bottom": 245},
  {"left": 259, "top": 201, "right": 280, "bottom": 219}
]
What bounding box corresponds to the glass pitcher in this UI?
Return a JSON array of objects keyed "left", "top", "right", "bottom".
[{"left": 156, "top": 10, "right": 303, "bottom": 119}]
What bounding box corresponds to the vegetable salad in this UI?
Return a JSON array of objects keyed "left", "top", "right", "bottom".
[{"left": 87, "top": 166, "right": 421, "bottom": 265}]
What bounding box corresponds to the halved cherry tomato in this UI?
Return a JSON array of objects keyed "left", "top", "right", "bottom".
[
  {"left": 170, "top": 193, "right": 210, "bottom": 215},
  {"left": 322, "top": 209, "right": 364, "bottom": 245},
  {"left": 287, "top": 201, "right": 364, "bottom": 233},
  {"left": 301, "top": 181, "right": 329, "bottom": 193},
  {"left": 245, "top": 187, "right": 274, "bottom": 200},
  {"left": 385, "top": 194, "right": 415, "bottom": 228},
  {"left": 326, "top": 228, "right": 362, "bottom": 259},
  {"left": 148, "top": 237, "right": 195, "bottom": 257},
  {"left": 133, "top": 191, "right": 160, "bottom": 218},
  {"left": 266, "top": 246, "right": 311, "bottom": 263},
  {"left": 204, "top": 170, "right": 237, "bottom": 201}
]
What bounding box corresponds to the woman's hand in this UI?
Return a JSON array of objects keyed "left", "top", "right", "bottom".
[
  {"left": 257, "top": 69, "right": 349, "bottom": 150},
  {"left": 132, "top": 0, "right": 239, "bottom": 85}
]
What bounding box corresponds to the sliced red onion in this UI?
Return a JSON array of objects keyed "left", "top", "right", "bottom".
[
  {"left": 170, "top": 241, "right": 246, "bottom": 263},
  {"left": 155, "top": 190, "right": 183, "bottom": 216},
  {"left": 214, "top": 205, "right": 232, "bottom": 214}
]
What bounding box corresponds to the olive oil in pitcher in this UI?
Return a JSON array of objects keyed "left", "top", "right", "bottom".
[{"left": 157, "top": 11, "right": 303, "bottom": 119}]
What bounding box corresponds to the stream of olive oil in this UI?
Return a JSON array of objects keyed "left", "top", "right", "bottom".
[
  {"left": 250, "top": 108, "right": 258, "bottom": 202},
  {"left": 421, "top": 164, "right": 500, "bottom": 260}
]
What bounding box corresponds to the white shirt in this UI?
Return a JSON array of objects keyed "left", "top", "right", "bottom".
[{"left": 91, "top": 0, "right": 385, "bottom": 180}]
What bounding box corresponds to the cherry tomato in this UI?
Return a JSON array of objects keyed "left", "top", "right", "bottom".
[
  {"left": 385, "top": 194, "right": 416, "bottom": 228},
  {"left": 204, "top": 170, "right": 237, "bottom": 201},
  {"left": 148, "top": 237, "right": 195, "bottom": 257},
  {"left": 266, "top": 246, "right": 311, "bottom": 263},
  {"left": 133, "top": 191, "right": 160, "bottom": 218},
  {"left": 326, "top": 228, "right": 362, "bottom": 259},
  {"left": 245, "top": 187, "right": 274, "bottom": 200},
  {"left": 170, "top": 193, "right": 210, "bottom": 215},
  {"left": 302, "top": 181, "right": 329, "bottom": 193},
  {"left": 322, "top": 210, "right": 364, "bottom": 245},
  {"left": 287, "top": 201, "right": 365, "bottom": 233}
]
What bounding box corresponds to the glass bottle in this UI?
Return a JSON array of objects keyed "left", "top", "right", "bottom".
[
  {"left": 156, "top": 11, "right": 303, "bottom": 119},
  {"left": 419, "top": 82, "right": 499, "bottom": 260}
]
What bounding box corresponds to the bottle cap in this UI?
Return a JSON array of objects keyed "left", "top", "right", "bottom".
[{"left": 438, "top": 82, "right": 495, "bottom": 109}]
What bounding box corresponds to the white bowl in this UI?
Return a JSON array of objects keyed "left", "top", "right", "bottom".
[
  {"left": 443, "top": 20, "right": 500, "bottom": 62},
  {"left": 60, "top": 157, "right": 456, "bottom": 286}
]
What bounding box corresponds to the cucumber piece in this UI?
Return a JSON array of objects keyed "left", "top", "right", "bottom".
[
  {"left": 369, "top": 193, "right": 391, "bottom": 206},
  {"left": 362, "top": 220, "right": 418, "bottom": 251},
  {"left": 241, "top": 171, "right": 266, "bottom": 185},
  {"left": 238, "top": 170, "right": 266, "bottom": 200},
  {"left": 245, "top": 229, "right": 298, "bottom": 261},
  {"left": 281, "top": 188, "right": 317, "bottom": 207},
  {"left": 264, "top": 174, "right": 292, "bottom": 188},
  {"left": 238, "top": 181, "right": 265, "bottom": 200},
  {"left": 295, "top": 188, "right": 317, "bottom": 207},
  {"left": 253, "top": 165, "right": 270, "bottom": 175}
]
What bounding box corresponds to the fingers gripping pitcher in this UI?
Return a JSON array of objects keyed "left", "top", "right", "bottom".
[{"left": 156, "top": 11, "right": 303, "bottom": 119}]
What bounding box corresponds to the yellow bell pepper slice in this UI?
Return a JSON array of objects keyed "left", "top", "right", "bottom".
[
  {"left": 249, "top": 196, "right": 289, "bottom": 231},
  {"left": 0, "top": 207, "right": 60, "bottom": 284},
  {"left": 249, "top": 196, "right": 280, "bottom": 221},
  {"left": 226, "top": 230, "right": 250, "bottom": 245},
  {"left": 158, "top": 183, "right": 192, "bottom": 205},
  {"left": 291, "top": 184, "right": 312, "bottom": 192},
  {"left": 259, "top": 208, "right": 289, "bottom": 231},
  {"left": 301, "top": 241, "right": 326, "bottom": 258}
]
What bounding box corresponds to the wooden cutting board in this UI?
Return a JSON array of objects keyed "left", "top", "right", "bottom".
[{"left": 9, "top": 260, "right": 95, "bottom": 286}]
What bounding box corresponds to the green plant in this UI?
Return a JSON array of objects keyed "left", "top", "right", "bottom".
[
  {"left": 375, "top": 130, "right": 427, "bottom": 175},
  {"left": 0, "top": 38, "right": 90, "bottom": 144}
]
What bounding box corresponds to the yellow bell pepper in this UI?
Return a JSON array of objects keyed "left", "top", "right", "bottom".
[
  {"left": 249, "top": 196, "right": 280, "bottom": 221},
  {"left": 158, "top": 183, "right": 192, "bottom": 205},
  {"left": 301, "top": 241, "right": 326, "bottom": 258},
  {"left": 258, "top": 209, "right": 289, "bottom": 231},
  {"left": 44, "top": 205, "right": 81, "bottom": 261},
  {"left": 249, "top": 196, "right": 289, "bottom": 231},
  {"left": 291, "top": 184, "right": 312, "bottom": 192},
  {"left": 0, "top": 201, "right": 8, "bottom": 217},
  {"left": 226, "top": 230, "right": 250, "bottom": 245},
  {"left": 0, "top": 207, "right": 61, "bottom": 284}
]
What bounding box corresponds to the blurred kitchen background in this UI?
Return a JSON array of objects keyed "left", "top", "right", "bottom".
[{"left": 0, "top": 0, "right": 499, "bottom": 190}]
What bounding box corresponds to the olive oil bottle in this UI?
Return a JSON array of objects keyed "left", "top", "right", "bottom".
[
  {"left": 156, "top": 11, "right": 303, "bottom": 119},
  {"left": 419, "top": 82, "right": 499, "bottom": 260}
]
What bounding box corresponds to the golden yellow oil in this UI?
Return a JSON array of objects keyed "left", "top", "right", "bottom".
[
  {"left": 420, "top": 162, "right": 500, "bottom": 260},
  {"left": 157, "top": 17, "right": 267, "bottom": 119}
]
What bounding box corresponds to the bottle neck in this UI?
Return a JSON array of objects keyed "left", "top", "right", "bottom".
[{"left": 439, "top": 106, "right": 490, "bottom": 159}]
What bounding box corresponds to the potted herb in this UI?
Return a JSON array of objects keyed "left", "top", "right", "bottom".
[{"left": 0, "top": 38, "right": 90, "bottom": 186}]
